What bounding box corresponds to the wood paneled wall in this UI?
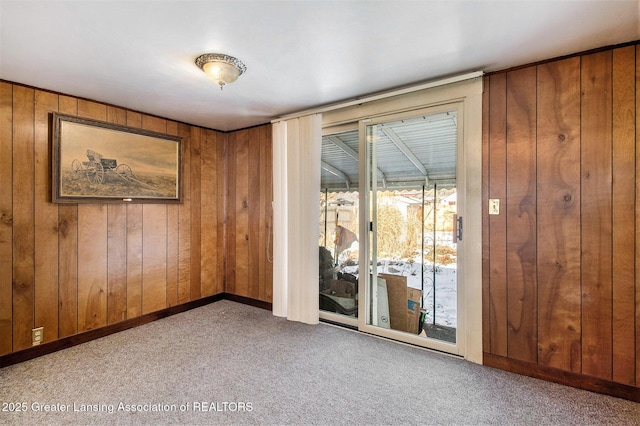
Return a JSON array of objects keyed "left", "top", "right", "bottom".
[
  {"left": 482, "top": 43, "right": 639, "bottom": 392},
  {"left": 0, "top": 82, "right": 273, "bottom": 356},
  {"left": 225, "top": 127, "right": 274, "bottom": 302}
]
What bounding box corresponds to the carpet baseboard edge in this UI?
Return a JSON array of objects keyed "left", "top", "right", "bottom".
[
  {"left": 0, "top": 293, "right": 272, "bottom": 369},
  {"left": 483, "top": 352, "right": 639, "bottom": 402}
]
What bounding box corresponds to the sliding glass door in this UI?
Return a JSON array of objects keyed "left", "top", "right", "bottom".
[
  {"left": 319, "top": 104, "right": 464, "bottom": 355},
  {"left": 319, "top": 127, "right": 360, "bottom": 327},
  {"left": 360, "top": 105, "right": 463, "bottom": 354}
]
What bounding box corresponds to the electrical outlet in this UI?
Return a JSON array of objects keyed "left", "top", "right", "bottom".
[{"left": 32, "top": 327, "right": 44, "bottom": 346}]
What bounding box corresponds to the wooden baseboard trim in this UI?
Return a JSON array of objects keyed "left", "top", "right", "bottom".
[
  {"left": 483, "top": 352, "right": 639, "bottom": 402},
  {"left": 0, "top": 293, "right": 272, "bottom": 369},
  {"left": 222, "top": 293, "right": 273, "bottom": 311}
]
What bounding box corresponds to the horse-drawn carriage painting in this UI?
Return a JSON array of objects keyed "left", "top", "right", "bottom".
[
  {"left": 72, "top": 149, "right": 154, "bottom": 188},
  {"left": 52, "top": 113, "right": 181, "bottom": 203}
]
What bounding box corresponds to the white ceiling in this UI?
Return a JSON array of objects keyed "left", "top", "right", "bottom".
[{"left": 1, "top": 1, "right": 638, "bottom": 132}]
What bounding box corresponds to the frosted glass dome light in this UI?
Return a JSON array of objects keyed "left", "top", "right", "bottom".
[{"left": 195, "top": 53, "right": 246, "bottom": 90}]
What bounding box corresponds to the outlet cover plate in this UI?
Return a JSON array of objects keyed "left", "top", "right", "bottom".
[{"left": 32, "top": 327, "right": 44, "bottom": 346}]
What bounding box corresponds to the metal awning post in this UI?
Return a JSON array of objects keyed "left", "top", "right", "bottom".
[{"left": 433, "top": 182, "right": 437, "bottom": 325}]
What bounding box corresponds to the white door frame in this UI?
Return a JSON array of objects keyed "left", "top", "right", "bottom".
[
  {"left": 358, "top": 103, "right": 465, "bottom": 356},
  {"left": 319, "top": 74, "right": 483, "bottom": 363}
]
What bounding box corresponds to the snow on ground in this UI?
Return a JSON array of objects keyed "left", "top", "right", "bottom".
[{"left": 340, "top": 259, "right": 457, "bottom": 328}]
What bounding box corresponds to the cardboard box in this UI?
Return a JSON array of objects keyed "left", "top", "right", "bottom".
[{"left": 378, "top": 273, "right": 421, "bottom": 334}]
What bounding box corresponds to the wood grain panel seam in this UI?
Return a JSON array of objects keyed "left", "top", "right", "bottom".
[
  {"left": 609, "top": 50, "right": 614, "bottom": 380},
  {"left": 487, "top": 76, "right": 492, "bottom": 354},
  {"left": 636, "top": 44, "right": 640, "bottom": 387},
  {"left": 579, "top": 54, "right": 584, "bottom": 374},
  {"left": 54, "top": 97, "right": 60, "bottom": 341},
  {"left": 636, "top": 46, "right": 639, "bottom": 387},
  {"left": 505, "top": 73, "right": 509, "bottom": 358},
  {"left": 166, "top": 204, "right": 169, "bottom": 308},
  {"left": 532, "top": 67, "right": 540, "bottom": 364}
]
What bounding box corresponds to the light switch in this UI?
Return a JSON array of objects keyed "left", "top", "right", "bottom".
[{"left": 489, "top": 199, "right": 500, "bottom": 215}]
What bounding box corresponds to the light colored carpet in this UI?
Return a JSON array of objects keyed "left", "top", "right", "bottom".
[{"left": 0, "top": 300, "right": 638, "bottom": 425}]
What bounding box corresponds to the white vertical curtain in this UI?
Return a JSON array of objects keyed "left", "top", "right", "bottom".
[{"left": 272, "top": 114, "right": 322, "bottom": 324}]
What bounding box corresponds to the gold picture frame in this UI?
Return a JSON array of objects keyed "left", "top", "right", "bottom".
[{"left": 51, "top": 113, "right": 182, "bottom": 203}]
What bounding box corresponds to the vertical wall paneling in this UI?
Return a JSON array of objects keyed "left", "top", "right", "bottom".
[
  {"left": 481, "top": 76, "right": 491, "bottom": 353},
  {"left": 141, "top": 205, "right": 167, "bottom": 314},
  {"left": 141, "top": 115, "right": 166, "bottom": 133},
  {"left": 611, "top": 46, "right": 636, "bottom": 385},
  {"left": 141, "top": 116, "right": 169, "bottom": 314},
  {"left": 580, "top": 51, "right": 613, "bottom": 380},
  {"left": 248, "top": 128, "right": 261, "bottom": 300},
  {"left": 536, "top": 58, "right": 582, "bottom": 372},
  {"left": 223, "top": 125, "right": 273, "bottom": 302},
  {"left": 484, "top": 44, "right": 640, "bottom": 396},
  {"left": 0, "top": 82, "right": 13, "bottom": 354},
  {"left": 488, "top": 73, "right": 508, "bottom": 356},
  {"left": 107, "top": 204, "right": 127, "bottom": 323},
  {"left": 58, "top": 201, "right": 78, "bottom": 337},
  {"left": 636, "top": 44, "right": 640, "bottom": 387},
  {"left": 235, "top": 129, "right": 250, "bottom": 297},
  {"left": 106, "top": 106, "right": 127, "bottom": 126},
  {"left": 166, "top": 121, "right": 180, "bottom": 307},
  {"left": 265, "top": 125, "right": 274, "bottom": 302},
  {"left": 12, "top": 86, "right": 35, "bottom": 351},
  {"left": 57, "top": 96, "right": 79, "bottom": 338},
  {"left": 126, "top": 203, "right": 143, "bottom": 318},
  {"left": 77, "top": 204, "right": 108, "bottom": 331},
  {"left": 226, "top": 132, "right": 237, "bottom": 294},
  {"left": 125, "top": 111, "right": 143, "bottom": 318},
  {"left": 177, "top": 123, "right": 192, "bottom": 304},
  {"left": 76, "top": 102, "right": 108, "bottom": 332},
  {"left": 190, "top": 127, "right": 202, "bottom": 299},
  {"left": 505, "top": 67, "right": 538, "bottom": 363},
  {"left": 217, "top": 133, "right": 227, "bottom": 295},
  {"left": 34, "top": 90, "right": 59, "bottom": 343},
  {"left": 0, "top": 81, "right": 278, "bottom": 361},
  {"left": 200, "top": 129, "right": 218, "bottom": 297},
  {"left": 260, "top": 124, "right": 274, "bottom": 302},
  {"left": 106, "top": 106, "right": 128, "bottom": 324}
]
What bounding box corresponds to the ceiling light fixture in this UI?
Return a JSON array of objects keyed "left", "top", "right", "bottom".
[{"left": 195, "top": 53, "right": 246, "bottom": 90}]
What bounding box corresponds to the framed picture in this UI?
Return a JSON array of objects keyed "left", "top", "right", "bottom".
[{"left": 51, "top": 113, "right": 182, "bottom": 203}]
